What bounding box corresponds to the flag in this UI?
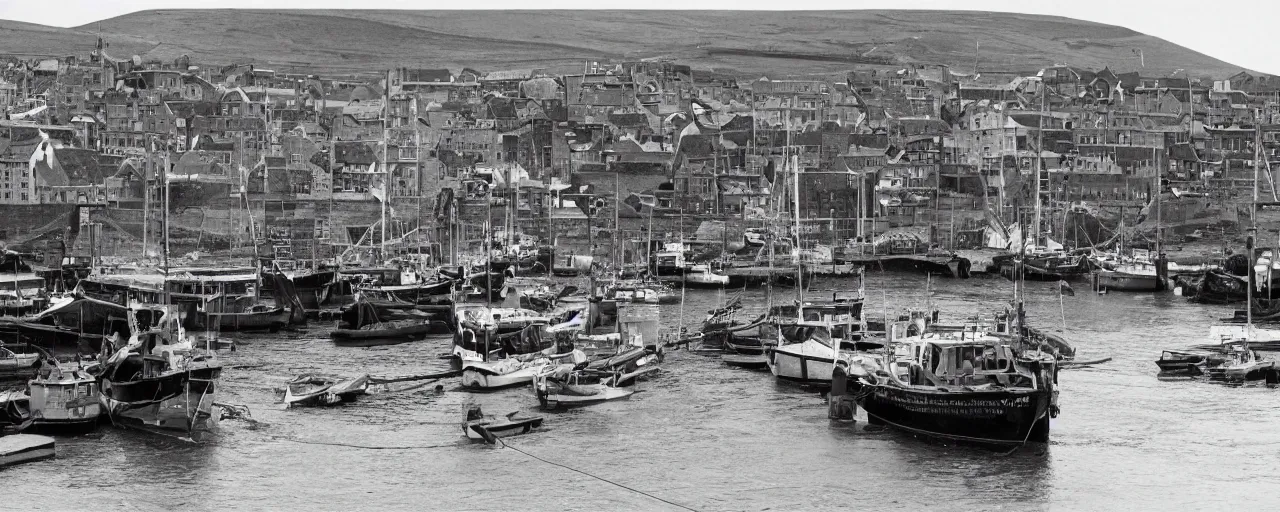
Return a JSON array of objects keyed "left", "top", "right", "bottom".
[{"left": 1058, "top": 280, "right": 1075, "bottom": 297}]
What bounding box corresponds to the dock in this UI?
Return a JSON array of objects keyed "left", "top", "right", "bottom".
[{"left": 0, "top": 434, "right": 55, "bottom": 468}]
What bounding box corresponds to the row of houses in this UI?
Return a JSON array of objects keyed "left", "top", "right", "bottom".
[{"left": 2, "top": 41, "right": 1279, "bottom": 258}]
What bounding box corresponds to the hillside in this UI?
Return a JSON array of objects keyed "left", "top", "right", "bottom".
[{"left": 0, "top": 10, "right": 1253, "bottom": 78}]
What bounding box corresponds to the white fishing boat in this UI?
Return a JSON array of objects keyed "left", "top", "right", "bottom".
[
  {"left": 461, "top": 357, "right": 551, "bottom": 390},
  {"left": 681, "top": 263, "right": 730, "bottom": 288},
  {"left": 460, "top": 349, "right": 588, "bottom": 390},
  {"left": 767, "top": 322, "right": 846, "bottom": 386}
]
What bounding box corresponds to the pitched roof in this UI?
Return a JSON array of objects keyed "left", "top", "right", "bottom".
[
  {"left": 334, "top": 141, "right": 379, "bottom": 165},
  {"left": 608, "top": 112, "right": 649, "bottom": 128}
]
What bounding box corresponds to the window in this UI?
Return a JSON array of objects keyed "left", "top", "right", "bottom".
[{"left": 290, "top": 153, "right": 302, "bottom": 164}]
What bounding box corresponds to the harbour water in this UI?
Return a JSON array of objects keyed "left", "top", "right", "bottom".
[{"left": 7, "top": 272, "right": 1280, "bottom": 511}]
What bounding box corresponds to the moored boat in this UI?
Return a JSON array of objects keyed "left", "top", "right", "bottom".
[
  {"left": 95, "top": 303, "right": 222, "bottom": 442},
  {"left": 27, "top": 361, "right": 102, "bottom": 433},
  {"left": 284, "top": 374, "right": 370, "bottom": 407},
  {"left": 462, "top": 406, "right": 545, "bottom": 443},
  {"left": 843, "top": 323, "right": 1059, "bottom": 447},
  {"left": 1155, "top": 350, "right": 1224, "bottom": 376}
]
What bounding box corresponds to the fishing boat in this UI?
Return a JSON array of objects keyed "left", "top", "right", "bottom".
[
  {"left": 603, "top": 279, "right": 679, "bottom": 304},
  {"left": 997, "top": 248, "right": 1091, "bottom": 281},
  {"left": 1155, "top": 350, "right": 1225, "bottom": 376},
  {"left": 679, "top": 263, "right": 730, "bottom": 288},
  {"left": 462, "top": 406, "right": 544, "bottom": 443},
  {"left": 843, "top": 320, "right": 1059, "bottom": 447},
  {"left": 330, "top": 298, "right": 454, "bottom": 347},
  {"left": 331, "top": 319, "right": 442, "bottom": 347},
  {"left": 0, "top": 434, "right": 55, "bottom": 468},
  {"left": 767, "top": 322, "right": 848, "bottom": 386},
  {"left": 1205, "top": 343, "right": 1274, "bottom": 382},
  {"left": 284, "top": 374, "right": 370, "bottom": 407},
  {"left": 460, "top": 349, "right": 586, "bottom": 391},
  {"left": 531, "top": 346, "right": 658, "bottom": 410},
  {"left": 95, "top": 303, "right": 222, "bottom": 441},
  {"left": 26, "top": 361, "right": 102, "bottom": 433},
  {"left": 452, "top": 305, "right": 553, "bottom": 363},
  {"left": 206, "top": 303, "right": 291, "bottom": 332},
  {"left": 1092, "top": 249, "right": 1162, "bottom": 292}
]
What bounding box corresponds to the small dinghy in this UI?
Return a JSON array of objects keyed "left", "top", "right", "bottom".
[
  {"left": 284, "top": 374, "right": 370, "bottom": 407},
  {"left": 0, "top": 434, "right": 55, "bottom": 468},
  {"left": 722, "top": 353, "right": 769, "bottom": 369},
  {"left": 462, "top": 406, "right": 545, "bottom": 443}
]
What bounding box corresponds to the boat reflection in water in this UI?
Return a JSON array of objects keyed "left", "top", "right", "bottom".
[{"left": 94, "top": 303, "right": 222, "bottom": 442}]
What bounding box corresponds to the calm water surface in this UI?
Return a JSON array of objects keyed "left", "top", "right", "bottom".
[{"left": 7, "top": 272, "right": 1280, "bottom": 511}]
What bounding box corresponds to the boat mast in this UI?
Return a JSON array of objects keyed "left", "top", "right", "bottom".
[
  {"left": 381, "top": 70, "right": 390, "bottom": 261},
  {"left": 1034, "top": 84, "right": 1045, "bottom": 247},
  {"left": 163, "top": 141, "right": 170, "bottom": 276},
  {"left": 788, "top": 108, "right": 804, "bottom": 314}
]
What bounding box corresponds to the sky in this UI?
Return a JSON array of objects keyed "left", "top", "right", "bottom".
[{"left": 1, "top": 0, "right": 1276, "bottom": 74}]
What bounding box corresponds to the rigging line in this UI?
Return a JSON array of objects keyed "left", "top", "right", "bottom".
[{"left": 497, "top": 438, "right": 701, "bottom": 512}]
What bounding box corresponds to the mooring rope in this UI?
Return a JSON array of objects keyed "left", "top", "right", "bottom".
[
  {"left": 275, "top": 436, "right": 453, "bottom": 450},
  {"left": 496, "top": 438, "right": 700, "bottom": 512}
]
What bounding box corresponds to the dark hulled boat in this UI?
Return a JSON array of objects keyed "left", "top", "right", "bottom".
[
  {"left": 95, "top": 303, "right": 222, "bottom": 442},
  {"left": 841, "top": 320, "right": 1060, "bottom": 447}
]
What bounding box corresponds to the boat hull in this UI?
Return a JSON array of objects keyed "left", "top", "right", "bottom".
[
  {"left": 533, "top": 381, "right": 634, "bottom": 410},
  {"left": 1095, "top": 271, "right": 1161, "bottom": 292},
  {"left": 855, "top": 383, "right": 1052, "bottom": 446},
  {"left": 100, "top": 366, "right": 221, "bottom": 442},
  {"left": 207, "top": 307, "right": 290, "bottom": 332},
  {"left": 330, "top": 321, "right": 449, "bottom": 347},
  {"left": 463, "top": 417, "right": 544, "bottom": 441},
  {"left": 767, "top": 346, "right": 836, "bottom": 387},
  {"left": 460, "top": 363, "right": 547, "bottom": 390}
]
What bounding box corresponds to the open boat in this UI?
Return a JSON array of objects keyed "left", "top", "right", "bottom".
[
  {"left": 462, "top": 406, "right": 545, "bottom": 443},
  {"left": 1155, "top": 350, "right": 1225, "bottom": 376},
  {"left": 284, "top": 374, "right": 370, "bottom": 407}
]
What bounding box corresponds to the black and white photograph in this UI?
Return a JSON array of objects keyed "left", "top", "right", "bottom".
[{"left": 0, "top": 1, "right": 1277, "bottom": 509}]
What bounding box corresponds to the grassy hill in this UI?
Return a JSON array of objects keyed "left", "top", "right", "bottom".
[{"left": 0, "top": 10, "right": 1252, "bottom": 78}]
